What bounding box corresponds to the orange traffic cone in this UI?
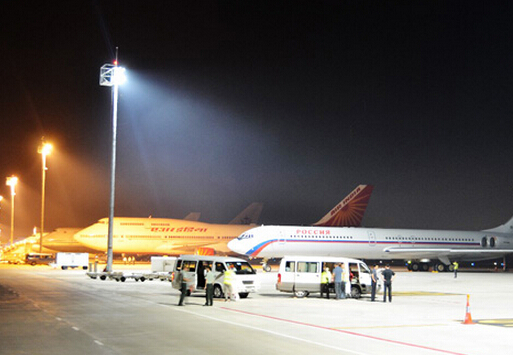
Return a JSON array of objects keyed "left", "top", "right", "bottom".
[{"left": 462, "top": 294, "right": 474, "bottom": 324}]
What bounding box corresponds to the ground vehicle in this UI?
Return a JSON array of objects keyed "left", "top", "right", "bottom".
[
  {"left": 55, "top": 253, "right": 89, "bottom": 270},
  {"left": 25, "top": 253, "right": 55, "bottom": 266},
  {"left": 276, "top": 256, "right": 374, "bottom": 298},
  {"left": 171, "top": 255, "right": 260, "bottom": 298}
]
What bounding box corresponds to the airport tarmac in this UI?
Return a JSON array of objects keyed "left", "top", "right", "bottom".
[{"left": 0, "top": 264, "right": 512, "bottom": 355}]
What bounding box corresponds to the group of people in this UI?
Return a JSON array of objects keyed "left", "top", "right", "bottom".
[
  {"left": 177, "top": 264, "right": 238, "bottom": 306},
  {"left": 320, "top": 262, "right": 349, "bottom": 299},
  {"left": 321, "top": 263, "right": 396, "bottom": 302}
]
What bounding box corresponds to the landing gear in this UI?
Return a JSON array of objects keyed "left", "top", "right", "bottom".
[
  {"left": 434, "top": 263, "right": 446, "bottom": 272},
  {"left": 408, "top": 262, "right": 431, "bottom": 272}
]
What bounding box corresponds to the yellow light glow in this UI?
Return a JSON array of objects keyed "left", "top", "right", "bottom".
[
  {"left": 6, "top": 176, "right": 18, "bottom": 188},
  {"left": 38, "top": 142, "right": 53, "bottom": 156}
]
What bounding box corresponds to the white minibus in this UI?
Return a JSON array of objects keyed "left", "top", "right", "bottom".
[
  {"left": 276, "top": 256, "right": 374, "bottom": 298},
  {"left": 171, "top": 255, "right": 260, "bottom": 298}
]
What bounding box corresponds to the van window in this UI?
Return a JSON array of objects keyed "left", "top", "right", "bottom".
[
  {"left": 183, "top": 260, "right": 197, "bottom": 272},
  {"left": 175, "top": 259, "right": 183, "bottom": 271},
  {"left": 360, "top": 263, "right": 371, "bottom": 275},
  {"left": 297, "top": 261, "right": 318, "bottom": 273},
  {"left": 215, "top": 262, "right": 225, "bottom": 272},
  {"left": 226, "top": 261, "right": 256, "bottom": 275},
  {"left": 285, "top": 261, "right": 295, "bottom": 272}
]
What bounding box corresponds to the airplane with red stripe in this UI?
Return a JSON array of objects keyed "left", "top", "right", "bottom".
[{"left": 228, "top": 210, "right": 513, "bottom": 272}]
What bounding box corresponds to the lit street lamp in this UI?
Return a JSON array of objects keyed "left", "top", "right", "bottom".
[
  {"left": 100, "top": 52, "right": 126, "bottom": 273},
  {"left": 6, "top": 176, "right": 18, "bottom": 246},
  {"left": 38, "top": 140, "right": 52, "bottom": 253},
  {"left": 0, "top": 195, "right": 3, "bottom": 247}
]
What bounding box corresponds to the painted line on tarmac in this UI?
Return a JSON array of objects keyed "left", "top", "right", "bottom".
[
  {"left": 222, "top": 308, "right": 468, "bottom": 355},
  {"left": 392, "top": 291, "right": 462, "bottom": 296},
  {"left": 333, "top": 323, "right": 448, "bottom": 330},
  {"left": 170, "top": 306, "right": 367, "bottom": 355},
  {"left": 474, "top": 319, "right": 513, "bottom": 327}
]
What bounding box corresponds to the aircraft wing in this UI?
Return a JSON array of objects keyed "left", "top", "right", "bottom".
[
  {"left": 154, "top": 241, "right": 219, "bottom": 253},
  {"left": 384, "top": 247, "right": 513, "bottom": 261}
]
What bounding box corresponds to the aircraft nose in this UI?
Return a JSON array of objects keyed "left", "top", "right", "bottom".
[{"left": 227, "top": 239, "right": 242, "bottom": 254}]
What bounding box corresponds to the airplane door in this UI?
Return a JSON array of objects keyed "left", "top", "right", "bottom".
[
  {"left": 278, "top": 230, "right": 286, "bottom": 244},
  {"left": 368, "top": 231, "right": 376, "bottom": 246}
]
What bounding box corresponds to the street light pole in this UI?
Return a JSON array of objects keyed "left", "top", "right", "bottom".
[
  {"left": 0, "top": 195, "right": 3, "bottom": 248},
  {"left": 5, "top": 176, "right": 18, "bottom": 246},
  {"left": 100, "top": 51, "right": 126, "bottom": 273},
  {"left": 38, "top": 140, "right": 52, "bottom": 253}
]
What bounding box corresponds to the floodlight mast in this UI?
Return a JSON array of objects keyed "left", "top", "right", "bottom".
[{"left": 99, "top": 49, "right": 126, "bottom": 273}]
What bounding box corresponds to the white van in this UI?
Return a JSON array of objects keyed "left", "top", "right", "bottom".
[
  {"left": 276, "top": 256, "right": 374, "bottom": 298},
  {"left": 171, "top": 255, "right": 260, "bottom": 299}
]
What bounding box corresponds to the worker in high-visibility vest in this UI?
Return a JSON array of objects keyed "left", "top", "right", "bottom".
[
  {"left": 223, "top": 265, "right": 237, "bottom": 301},
  {"left": 320, "top": 266, "right": 332, "bottom": 299},
  {"left": 453, "top": 261, "right": 459, "bottom": 278}
]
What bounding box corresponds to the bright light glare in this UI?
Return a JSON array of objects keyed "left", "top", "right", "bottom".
[
  {"left": 6, "top": 176, "right": 18, "bottom": 188},
  {"left": 114, "top": 67, "right": 127, "bottom": 85},
  {"left": 39, "top": 143, "right": 53, "bottom": 156}
]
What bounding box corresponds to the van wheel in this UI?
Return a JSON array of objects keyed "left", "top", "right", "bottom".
[
  {"left": 294, "top": 290, "right": 309, "bottom": 298},
  {"left": 213, "top": 285, "right": 224, "bottom": 298},
  {"left": 350, "top": 287, "right": 361, "bottom": 299},
  {"left": 239, "top": 293, "right": 249, "bottom": 299}
]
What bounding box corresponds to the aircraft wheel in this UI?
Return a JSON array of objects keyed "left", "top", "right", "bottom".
[
  {"left": 421, "top": 263, "right": 429, "bottom": 272},
  {"left": 435, "top": 264, "right": 445, "bottom": 272},
  {"left": 448, "top": 264, "right": 455, "bottom": 272},
  {"left": 263, "top": 264, "right": 272, "bottom": 272},
  {"left": 411, "top": 263, "right": 420, "bottom": 272}
]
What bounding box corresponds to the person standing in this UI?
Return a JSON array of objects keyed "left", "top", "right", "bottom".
[
  {"left": 332, "top": 263, "right": 343, "bottom": 299},
  {"left": 320, "top": 266, "right": 332, "bottom": 299},
  {"left": 204, "top": 266, "right": 217, "bottom": 306},
  {"left": 223, "top": 265, "right": 236, "bottom": 301},
  {"left": 381, "top": 265, "right": 395, "bottom": 303},
  {"left": 178, "top": 266, "right": 190, "bottom": 306},
  {"left": 453, "top": 261, "right": 459, "bottom": 278},
  {"left": 341, "top": 263, "right": 347, "bottom": 299},
  {"left": 371, "top": 264, "right": 378, "bottom": 302}
]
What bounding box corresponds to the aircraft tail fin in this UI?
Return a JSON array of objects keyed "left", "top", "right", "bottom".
[
  {"left": 183, "top": 212, "right": 201, "bottom": 221},
  {"left": 313, "top": 185, "right": 374, "bottom": 227},
  {"left": 484, "top": 215, "right": 513, "bottom": 234},
  {"left": 229, "top": 202, "right": 264, "bottom": 225}
]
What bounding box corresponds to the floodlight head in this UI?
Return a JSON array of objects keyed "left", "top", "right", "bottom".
[
  {"left": 38, "top": 142, "right": 53, "bottom": 156},
  {"left": 100, "top": 64, "right": 127, "bottom": 87},
  {"left": 6, "top": 176, "right": 18, "bottom": 187}
]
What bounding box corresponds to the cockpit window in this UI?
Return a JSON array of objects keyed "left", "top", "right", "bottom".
[{"left": 237, "top": 234, "right": 253, "bottom": 240}]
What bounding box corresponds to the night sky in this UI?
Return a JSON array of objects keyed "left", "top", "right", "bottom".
[{"left": 2, "top": 1, "right": 513, "bottom": 241}]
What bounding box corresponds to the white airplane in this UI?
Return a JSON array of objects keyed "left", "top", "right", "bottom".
[
  {"left": 73, "top": 203, "right": 264, "bottom": 256},
  {"left": 73, "top": 185, "right": 372, "bottom": 257},
  {"left": 228, "top": 214, "right": 513, "bottom": 271}
]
